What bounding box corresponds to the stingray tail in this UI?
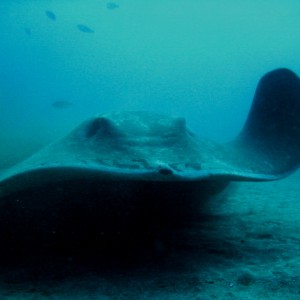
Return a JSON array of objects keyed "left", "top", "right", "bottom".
[{"left": 231, "top": 68, "right": 300, "bottom": 179}]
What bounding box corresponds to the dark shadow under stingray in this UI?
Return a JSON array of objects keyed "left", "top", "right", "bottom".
[
  {"left": 0, "top": 180, "right": 235, "bottom": 286},
  {"left": 0, "top": 178, "right": 228, "bottom": 261},
  {"left": 0, "top": 181, "right": 290, "bottom": 292}
]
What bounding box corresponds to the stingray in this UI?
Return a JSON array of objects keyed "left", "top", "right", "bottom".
[
  {"left": 1, "top": 68, "right": 300, "bottom": 198},
  {"left": 1, "top": 68, "right": 300, "bottom": 255}
]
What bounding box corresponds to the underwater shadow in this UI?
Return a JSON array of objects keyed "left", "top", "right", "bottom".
[{"left": 0, "top": 179, "right": 242, "bottom": 280}]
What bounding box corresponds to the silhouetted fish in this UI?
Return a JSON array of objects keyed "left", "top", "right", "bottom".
[
  {"left": 77, "top": 24, "right": 94, "bottom": 33},
  {"left": 24, "top": 28, "right": 31, "bottom": 36},
  {"left": 45, "top": 10, "right": 56, "bottom": 21},
  {"left": 107, "top": 2, "right": 119, "bottom": 10},
  {"left": 52, "top": 100, "right": 73, "bottom": 109}
]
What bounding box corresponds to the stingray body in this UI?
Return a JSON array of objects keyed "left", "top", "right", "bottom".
[
  {"left": 0, "top": 68, "right": 300, "bottom": 254},
  {"left": 1, "top": 68, "right": 300, "bottom": 195}
]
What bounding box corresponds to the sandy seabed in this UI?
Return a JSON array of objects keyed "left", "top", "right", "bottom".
[{"left": 0, "top": 170, "right": 300, "bottom": 299}]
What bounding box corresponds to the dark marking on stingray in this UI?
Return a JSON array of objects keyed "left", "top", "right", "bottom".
[
  {"left": 107, "top": 2, "right": 120, "bottom": 10},
  {"left": 45, "top": 10, "right": 56, "bottom": 21},
  {"left": 77, "top": 24, "right": 94, "bottom": 33},
  {"left": 52, "top": 100, "right": 73, "bottom": 109}
]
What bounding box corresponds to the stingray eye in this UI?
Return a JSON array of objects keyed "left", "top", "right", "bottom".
[
  {"left": 85, "top": 118, "right": 104, "bottom": 138},
  {"left": 158, "top": 167, "right": 173, "bottom": 176},
  {"left": 85, "top": 117, "right": 122, "bottom": 138}
]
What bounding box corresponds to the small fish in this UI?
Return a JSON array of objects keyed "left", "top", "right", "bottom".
[
  {"left": 45, "top": 10, "right": 56, "bottom": 21},
  {"left": 106, "top": 2, "right": 119, "bottom": 10},
  {"left": 24, "top": 28, "right": 31, "bottom": 36},
  {"left": 52, "top": 100, "right": 73, "bottom": 109},
  {"left": 77, "top": 24, "right": 94, "bottom": 33}
]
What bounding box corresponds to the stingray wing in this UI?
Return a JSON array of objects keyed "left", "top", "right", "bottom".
[{"left": 224, "top": 68, "right": 300, "bottom": 180}]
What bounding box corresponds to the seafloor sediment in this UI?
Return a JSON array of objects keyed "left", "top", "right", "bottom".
[{"left": 0, "top": 170, "right": 299, "bottom": 299}]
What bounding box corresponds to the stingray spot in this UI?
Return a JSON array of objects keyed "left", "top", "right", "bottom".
[{"left": 158, "top": 168, "right": 173, "bottom": 175}]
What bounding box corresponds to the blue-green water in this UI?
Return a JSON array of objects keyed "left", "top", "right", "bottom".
[
  {"left": 1, "top": 0, "right": 300, "bottom": 168},
  {"left": 1, "top": 2, "right": 300, "bottom": 299}
]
